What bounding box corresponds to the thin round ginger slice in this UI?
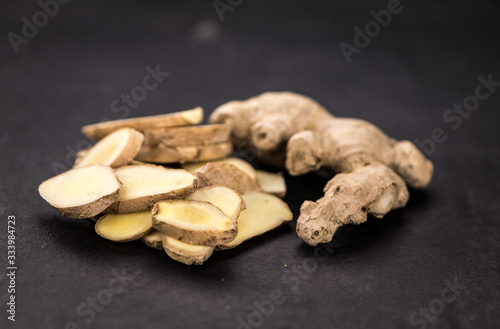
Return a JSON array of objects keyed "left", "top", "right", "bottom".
[
  {"left": 81, "top": 107, "right": 203, "bottom": 140},
  {"left": 162, "top": 235, "right": 214, "bottom": 266},
  {"left": 193, "top": 162, "right": 261, "bottom": 194},
  {"left": 152, "top": 200, "right": 237, "bottom": 246},
  {"left": 75, "top": 128, "right": 144, "bottom": 168},
  {"left": 38, "top": 165, "right": 121, "bottom": 219},
  {"left": 186, "top": 186, "right": 244, "bottom": 221},
  {"left": 106, "top": 165, "right": 198, "bottom": 213},
  {"left": 95, "top": 210, "right": 152, "bottom": 242},
  {"left": 165, "top": 186, "right": 242, "bottom": 264},
  {"left": 255, "top": 170, "right": 287, "bottom": 198},
  {"left": 136, "top": 142, "right": 232, "bottom": 164},
  {"left": 142, "top": 230, "right": 164, "bottom": 250},
  {"left": 219, "top": 192, "right": 293, "bottom": 249},
  {"left": 142, "top": 124, "right": 230, "bottom": 147},
  {"left": 182, "top": 157, "right": 257, "bottom": 180}
]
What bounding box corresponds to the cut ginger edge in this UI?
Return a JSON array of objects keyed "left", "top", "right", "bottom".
[
  {"left": 74, "top": 127, "right": 144, "bottom": 168},
  {"left": 38, "top": 165, "right": 121, "bottom": 219},
  {"left": 95, "top": 210, "right": 152, "bottom": 242},
  {"left": 219, "top": 192, "right": 293, "bottom": 250},
  {"left": 81, "top": 107, "right": 203, "bottom": 140}
]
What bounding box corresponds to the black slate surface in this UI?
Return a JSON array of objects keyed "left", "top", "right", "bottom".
[{"left": 1, "top": 1, "right": 499, "bottom": 328}]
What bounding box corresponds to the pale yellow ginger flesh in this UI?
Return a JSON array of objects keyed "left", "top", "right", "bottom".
[
  {"left": 164, "top": 186, "right": 243, "bottom": 264},
  {"left": 95, "top": 210, "right": 152, "bottom": 242},
  {"left": 255, "top": 170, "right": 287, "bottom": 198},
  {"left": 142, "top": 229, "right": 163, "bottom": 250},
  {"left": 38, "top": 165, "right": 120, "bottom": 219},
  {"left": 75, "top": 128, "right": 144, "bottom": 168},
  {"left": 186, "top": 186, "right": 244, "bottom": 221},
  {"left": 106, "top": 165, "right": 198, "bottom": 213},
  {"left": 162, "top": 235, "right": 214, "bottom": 266},
  {"left": 152, "top": 200, "right": 237, "bottom": 246},
  {"left": 220, "top": 192, "right": 293, "bottom": 249},
  {"left": 81, "top": 107, "right": 203, "bottom": 140},
  {"left": 183, "top": 157, "right": 257, "bottom": 180}
]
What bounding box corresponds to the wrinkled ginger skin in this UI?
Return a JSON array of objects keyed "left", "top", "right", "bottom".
[
  {"left": 209, "top": 92, "right": 333, "bottom": 167},
  {"left": 193, "top": 162, "right": 261, "bottom": 194},
  {"left": 286, "top": 118, "right": 434, "bottom": 189},
  {"left": 296, "top": 163, "right": 409, "bottom": 246},
  {"left": 209, "top": 91, "right": 434, "bottom": 246}
]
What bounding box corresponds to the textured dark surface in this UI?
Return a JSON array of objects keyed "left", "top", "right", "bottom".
[{"left": 1, "top": 1, "right": 499, "bottom": 328}]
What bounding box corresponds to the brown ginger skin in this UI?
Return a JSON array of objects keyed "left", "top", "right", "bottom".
[
  {"left": 296, "top": 163, "right": 410, "bottom": 246},
  {"left": 209, "top": 92, "right": 434, "bottom": 246},
  {"left": 209, "top": 92, "right": 333, "bottom": 167},
  {"left": 193, "top": 162, "right": 262, "bottom": 194}
]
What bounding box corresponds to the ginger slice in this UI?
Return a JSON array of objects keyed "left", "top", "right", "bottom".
[
  {"left": 162, "top": 235, "right": 214, "bottom": 266},
  {"left": 74, "top": 128, "right": 144, "bottom": 168},
  {"left": 74, "top": 148, "right": 90, "bottom": 166},
  {"left": 81, "top": 107, "right": 203, "bottom": 140},
  {"left": 193, "top": 162, "right": 261, "bottom": 194},
  {"left": 152, "top": 200, "right": 237, "bottom": 246},
  {"left": 38, "top": 165, "right": 121, "bottom": 219},
  {"left": 142, "top": 229, "right": 163, "bottom": 250},
  {"left": 106, "top": 165, "right": 198, "bottom": 213},
  {"left": 186, "top": 186, "right": 244, "bottom": 221},
  {"left": 219, "top": 192, "right": 293, "bottom": 249},
  {"left": 183, "top": 157, "right": 257, "bottom": 180},
  {"left": 135, "top": 142, "right": 232, "bottom": 164},
  {"left": 255, "top": 170, "right": 287, "bottom": 198},
  {"left": 162, "top": 186, "right": 243, "bottom": 264},
  {"left": 142, "top": 124, "right": 230, "bottom": 147},
  {"left": 95, "top": 210, "right": 152, "bottom": 242}
]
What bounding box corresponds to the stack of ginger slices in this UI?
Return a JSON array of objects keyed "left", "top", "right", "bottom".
[{"left": 39, "top": 108, "right": 292, "bottom": 265}]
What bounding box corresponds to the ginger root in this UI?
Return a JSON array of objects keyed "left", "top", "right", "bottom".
[
  {"left": 210, "top": 92, "right": 434, "bottom": 246},
  {"left": 296, "top": 164, "right": 409, "bottom": 245},
  {"left": 210, "top": 92, "right": 332, "bottom": 167}
]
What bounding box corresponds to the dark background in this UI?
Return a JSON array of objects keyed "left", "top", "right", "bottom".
[{"left": 1, "top": 0, "right": 499, "bottom": 328}]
